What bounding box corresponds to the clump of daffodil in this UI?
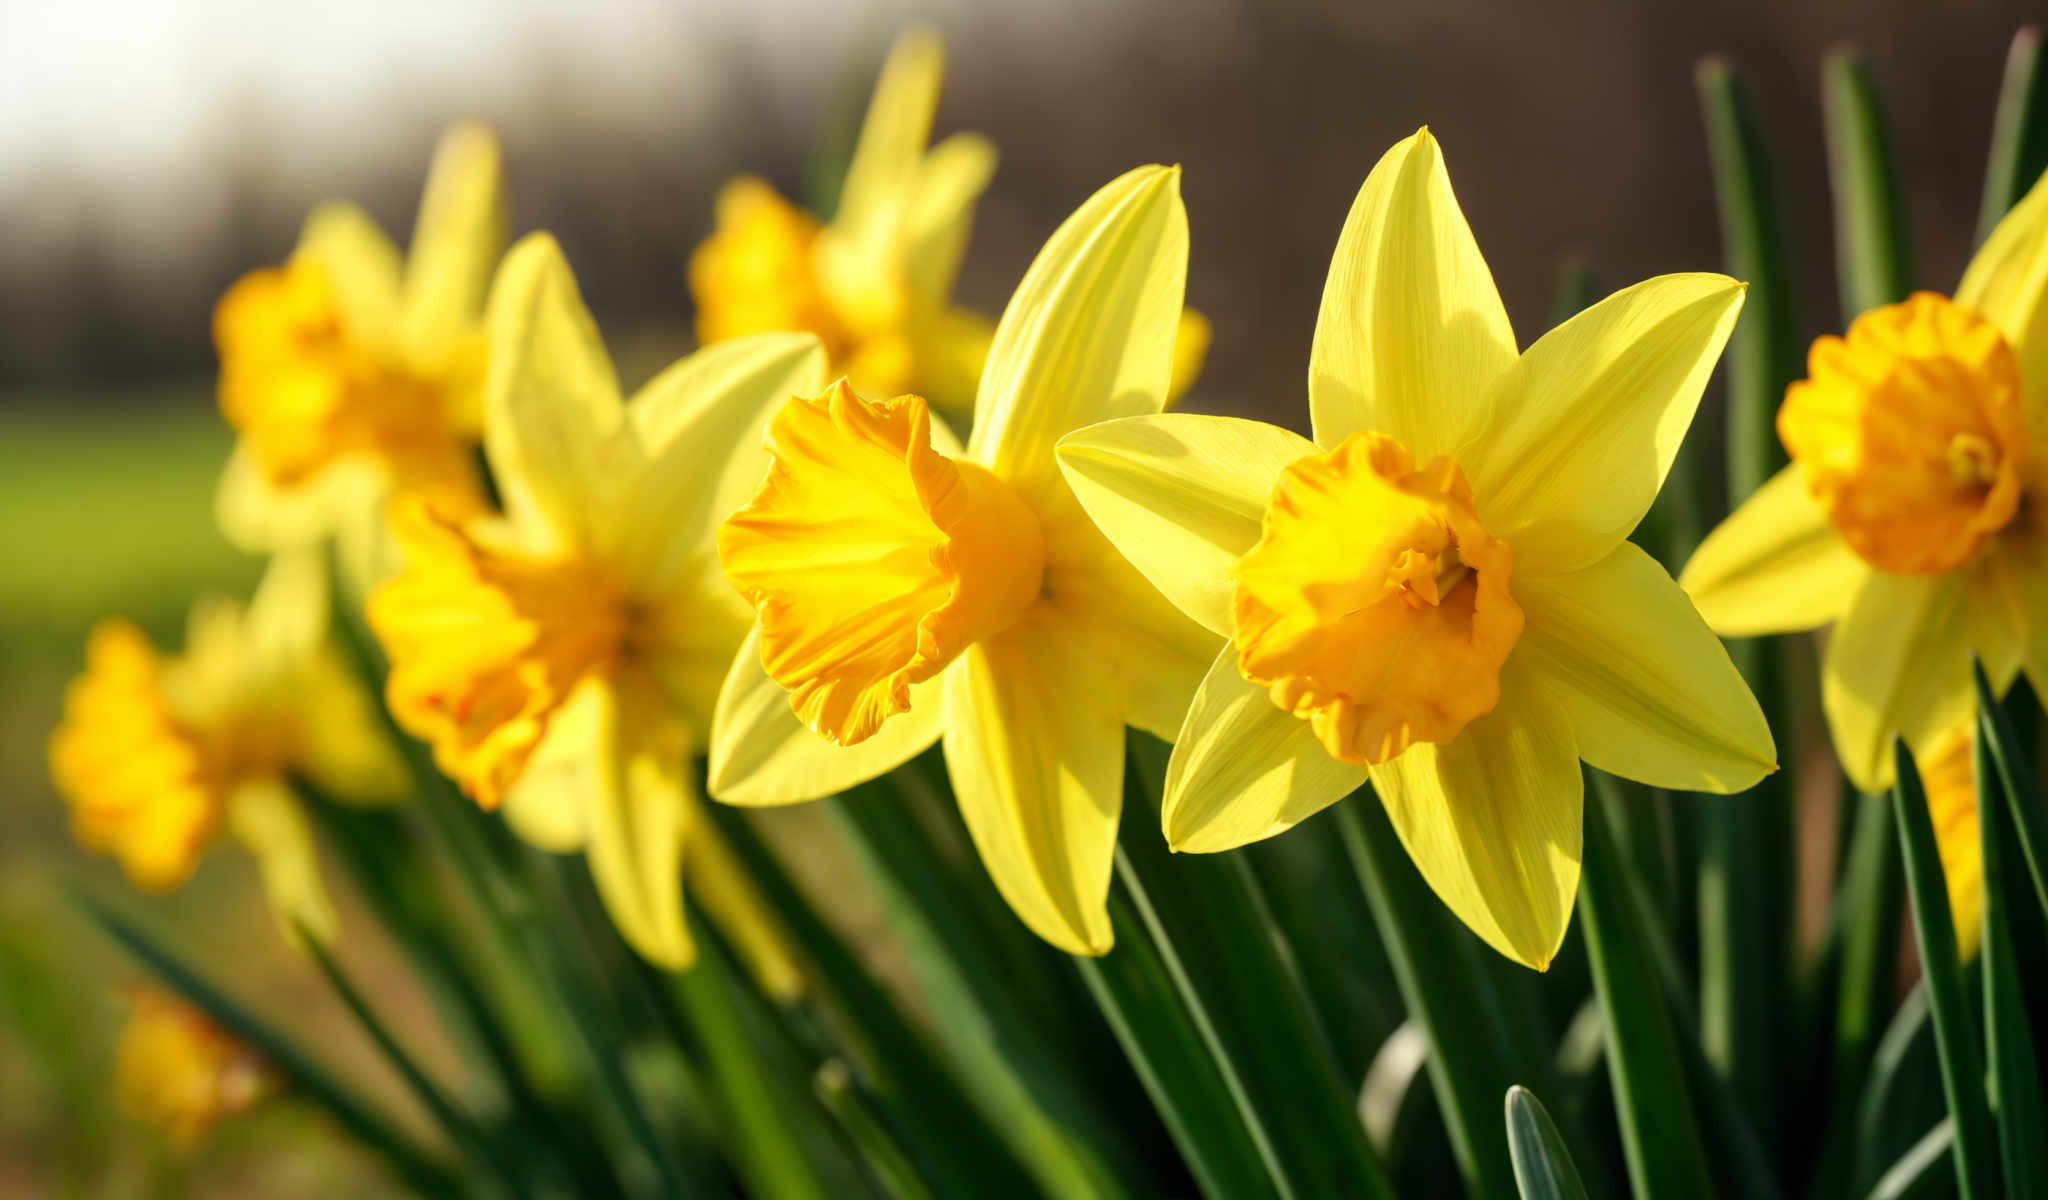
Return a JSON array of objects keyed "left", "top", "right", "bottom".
[
  {"left": 115, "top": 985, "right": 279, "bottom": 1149},
  {"left": 1053, "top": 129, "right": 1774, "bottom": 969},
  {"left": 688, "top": 29, "right": 1211, "bottom": 417},
  {"left": 366, "top": 232, "right": 811, "bottom": 984},
  {"left": 710, "top": 165, "right": 1216, "bottom": 956},
  {"left": 1916, "top": 722, "right": 1986, "bottom": 959},
  {"left": 49, "top": 554, "right": 405, "bottom": 945},
  {"left": 214, "top": 123, "right": 505, "bottom": 561},
  {"left": 1682, "top": 167, "right": 2048, "bottom": 792}
]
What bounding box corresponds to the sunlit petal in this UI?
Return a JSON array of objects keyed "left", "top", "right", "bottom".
[
  {"left": 401, "top": 122, "right": 506, "bottom": 354},
  {"left": 227, "top": 776, "right": 338, "bottom": 949},
  {"left": 585, "top": 670, "right": 695, "bottom": 970},
  {"left": 1958, "top": 165, "right": 2048, "bottom": 424},
  {"left": 1679, "top": 464, "right": 1869, "bottom": 636}
]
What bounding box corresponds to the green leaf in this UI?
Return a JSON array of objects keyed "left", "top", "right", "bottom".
[
  {"left": 1975, "top": 677, "right": 2048, "bottom": 1198},
  {"left": 813, "top": 1061, "right": 937, "bottom": 1200},
  {"left": 1822, "top": 46, "right": 1917, "bottom": 319},
  {"left": 1890, "top": 739, "right": 2000, "bottom": 1200},
  {"left": 1975, "top": 662, "right": 2048, "bottom": 939},
  {"left": 1335, "top": 792, "right": 1528, "bottom": 1199},
  {"left": 1851, "top": 985, "right": 1944, "bottom": 1196},
  {"left": 1979, "top": 26, "right": 2048, "bottom": 246},
  {"left": 1870, "top": 1121, "right": 1960, "bottom": 1200},
  {"left": 1505, "top": 1086, "right": 1593, "bottom": 1200},
  {"left": 1072, "top": 886, "right": 1278, "bottom": 1199},
  {"left": 1580, "top": 772, "right": 1715, "bottom": 1200},
  {"left": 70, "top": 890, "right": 461, "bottom": 1197}
]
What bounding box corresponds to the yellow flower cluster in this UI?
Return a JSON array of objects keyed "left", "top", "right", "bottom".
[{"left": 58, "top": 26, "right": 2048, "bottom": 988}]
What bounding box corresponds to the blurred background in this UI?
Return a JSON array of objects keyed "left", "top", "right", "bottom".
[{"left": 0, "top": 0, "right": 2040, "bottom": 1193}]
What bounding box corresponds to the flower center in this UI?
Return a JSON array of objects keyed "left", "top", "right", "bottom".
[
  {"left": 717, "top": 381, "right": 1045, "bottom": 744},
  {"left": 49, "top": 620, "right": 231, "bottom": 891},
  {"left": 1778, "top": 292, "right": 2026, "bottom": 574},
  {"left": 1230, "top": 432, "right": 1524, "bottom": 765},
  {"left": 369, "top": 502, "right": 628, "bottom": 806},
  {"left": 215, "top": 257, "right": 483, "bottom": 514}
]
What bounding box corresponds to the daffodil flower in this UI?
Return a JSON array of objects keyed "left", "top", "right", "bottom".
[
  {"left": 1052, "top": 130, "right": 1774, "bottom": 969},
  {"left": 710, "top": 166, "right": 1216, "bottom": 956},
  {"left": 367, "top": 232, "right": 816, "bottom": 982},
  {"left": 1682, "top": 169, "right": 2048, "bottom": 792},
  {"left": 50, "top": 553, "right": 406, "bottom": 945},
  {"left": 1916, "top": 722, "right": 1986, "bottom": 960},
  {"left": 214, "top": 123, "right": 505, "bottom": 561},
  {"left": 115, "top": 985, "right": 279, "bottom": 1149}
]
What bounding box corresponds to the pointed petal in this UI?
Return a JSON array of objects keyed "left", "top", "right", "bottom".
[
  {"left": 707, "top": 625, "right": 942, "bottom": 806},
  {"left": 1309, "top": 128, "right": 1515, "bottom": 453},
  {"left": 968, "top": 165, "right": 1187, "bottom": 504},
  {"left": 1679, "top": 464, "right": 1869, "bottom": 635},
  {"left": 1367, "top": 661, "right": 1581, "bottom": 969},
  {"left": 294, "top": 650, "right": 411, "bottom": 804},
  {"left": 585, "top": 670, "right": 695, "bottom": 970},
  {"left": 215, "top": 446, "right": 386, "bottom": 553},
  {"left": 402, "top": 122, "right": 506, "bottom": 352},
  {"left": 1057, "top": 413, "right": 1312, "bottom": 636},
  {"left": 832, "top": 29, "right": 944, "bottom": 259},
  {"left": 905, "top": 132, "right": 997, "bottom": 316},
  {"left": 292, "top": 201, "right": 403, "bottom": 351},
  {"left": 499, "top": 677, "right": 604, "bottom": 853},
  {"left": 618, "top": 332, "right": 828, "bottom": 595},
  {"left": 243, "top": 549, "right": 328, "bottom": 675},
  {"left": 941, "top": 617, "right": 1122, "bottom": 955},
  {"left": 1470, "top": 274, "right": 1746, "bottom": 570},
  {"left": 1516, "top": 542, "right": 1775, "bottom": 793},
  {"left": 1162, "top": 647, "right": 1368, "bottom": 852},
  {"left": 1958, "top": 165, "right": 2048, "bottom": 424},
  {"left": 227, "top": 777, "right": 338, "bottom": 948},
  {"left": 1823, "top": 563, "right": 2024, "bottom": 792},
  {"left": 483, "top": 233, "right": 625, "bottom": 552}
]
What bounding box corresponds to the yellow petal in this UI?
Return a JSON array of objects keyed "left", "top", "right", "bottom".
[
  {"left": 402, "top": 122, "right": 506, "bottom": 354},
  {"left": 294, "top": 649, "right": 411, "bottom": 804},
  {"left": 1679, "top": 464, "right": 1869, "bottom": 636},
  {"left": 215, "top": 444, "right": 388, "bottom": 553},
  {"left": 1367, "top": 660, "right": 1581, "bottom": 969},
  {"left": 832, "top": 29, "right": 945, "bottom": 262},
  {"left": 1161, "top": 647, "right": 1368, "bottom": 852},
  {"left": 905, "top": 132, "right": 998, "bottom": 317},
  {"left": 243, "top": 550, "right": 328, "bottom": 678},
  {"left": 913, "top": 306, "right": 996, "bottom": 418},
  {"left": 687, "top": 815, "right": 805, "bottom": 1001},
  {"left": 1515, "top": 542, "right": 1774, "bottom": 793},
  {"left": 585, "top": 670, "right": 695, "bottom": 970},
  {"left": 227, "top": 777, "right": 337, "bottom": 949},
  {"left": 483, "top": 233, "right": 626, "bottom": 553},
  {"left": 1166, "top": 308, "right": 1212, "bottom": 408},
  {"left": 941, "top": 615, "right": 1122, "bottom": 955},
  {"left": 1309, "top": 128, "right": 1515, "bottom": 453},
  {"left": 1958, "top": 164, "right": 2048, "bottom": 424},
  {"left": 1470, "top": 274, "right": 1747, "bottom": 571},
  {"left": 617, "top": 332, "right": 828, "bottom": 595},
  {"left": 499, "top": 677, "right": 604, "bottom": 853},
  {"left": 707, "top": 625, "right": 942, "bottom": 806},
  {"left": 292, "top": 201, "right": 403, "bottom": 352},
  {"left": 1057, "top": 413, "right": 1314, "bottom": 636},
  {"left": 968, "top": 165, "right": 1187, "bottom": 503},
  {"left": 1823, "top": 563, "right": 2024, "bottom": 792}
]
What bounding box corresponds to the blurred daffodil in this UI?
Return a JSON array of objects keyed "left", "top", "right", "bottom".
[
  {"left": 1682, "top": 168, "right": 2048, "bottom": 791},
  {"left": 50, "top": 553, "right": 404, "bottom": 945},
  {"left": 214, "top": 123, "right": 505, "bottom": 565},
  {"left": 688, "top": 29, "right": 1210, "bottom": 417},
  {"left": 1054, "top": 130, "right": 1773, "bottom": 969},
  {"left": 115, "top": 985, "right": 279, "bottom": 1149},
  {"left": 368, "top": 232, "right": 816, "bottom": 980},
  {"left": 1917, "top": 723, "right": 1986, "bottom": 960},
  {"left": 711, "top": 165, "right": 1215, "bottom": 956}
]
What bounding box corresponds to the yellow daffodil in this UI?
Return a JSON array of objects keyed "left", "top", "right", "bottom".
[
  {"left": 366, "top": 232, "right": 813, "bottom": 982},
  {"left": 115, "top": 985, "right": 279, "bottom": 1149},
  {"left": 710, "top": 165, "right": 1216, "bottom": 956},
  {"left": 214, "top": 123, "right": 505, "bottom": 562},
  {"left": 1053, "top": 130, "right": 1774, "bottom": 969},
  {"left": 1916, "top": 722, "right": 1986, "bottom": 960},
  {"left": 50, "top": 553, "right": 405, "bottom": 944},
  {"left": 1682, "top": 168, "right": 2048, "bottom": 791},
  {"left": 688, "top": 29, "right": 998, "bottom": 414}
]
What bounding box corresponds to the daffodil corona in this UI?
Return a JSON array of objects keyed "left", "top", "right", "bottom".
[
  {"left": 49, "top": 554, "right": 405, "bottom": 944},
  {"left": 368, "top": 233, "right": 812, "bottom": 982},
  {"left": 214, "top": 123, "right": 505, "bottom": 560},
  {"left": 710, "top": 166, "right": 1216, "bottom": 956},
  {"left": 115, "top": 986, "right": 278, "bottom": 1149},
  {"left": 1683, "top": 168, "right": 2048, "bottom": 790},
  {"left": 1055, "top": 130, "right": 1774, "bottom": 969}
]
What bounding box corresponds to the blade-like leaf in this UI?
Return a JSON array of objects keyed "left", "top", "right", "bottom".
[
  {"left": 1890, "top": 739, "right": 1999, "bottom": 1200},
  {"left": 1979, "top": 27, "right": 2048, "bottom": 246},
  {"left": 1505, "top": 1086, "right": 1593, "bottom": 1200},
  {"left": 1975, "top": 685, "right": 2048, "bottom": 1198},
  {"left": 1822, "top": 47, "right": 1917, "bottom": 320},
  {"left": 1870, "top": 1121, "right": 1960, "bottom": 1200}
]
